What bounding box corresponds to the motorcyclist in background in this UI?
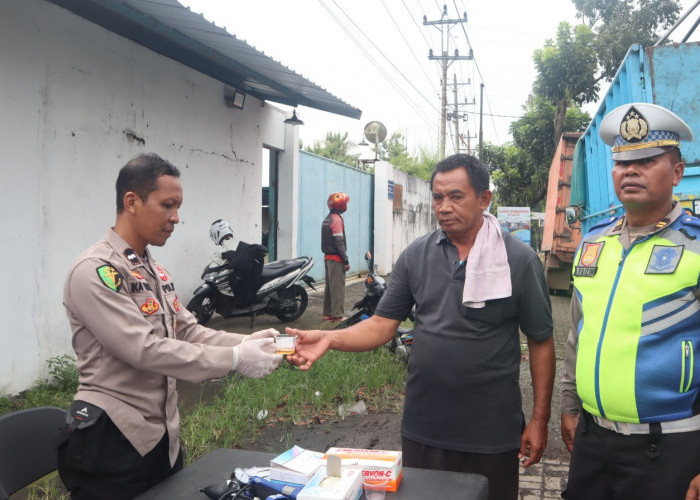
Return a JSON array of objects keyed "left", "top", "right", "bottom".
[{"left": 321, "top": 192, "right": 350, "bottom": 322}]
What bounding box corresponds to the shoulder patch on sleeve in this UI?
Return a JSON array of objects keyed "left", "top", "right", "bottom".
[{"left": 96, "top": 265, "right": 124, "bottom": 292}]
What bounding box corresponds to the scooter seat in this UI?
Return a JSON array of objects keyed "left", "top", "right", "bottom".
[{"left": 261, "top": 258, "right": 307, "bottom": 280}]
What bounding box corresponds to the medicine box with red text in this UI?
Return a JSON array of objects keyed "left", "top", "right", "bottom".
[{"left": 323, "top": 447, "right": 403, "bottom": 492}]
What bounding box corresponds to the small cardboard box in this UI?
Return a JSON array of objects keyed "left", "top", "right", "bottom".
[
  {"left": 323, "top": 447, "right": 403, "bottom": 492},
  {"left": 297, "top": 466, "right": 363, "bottom": 500},
  {"left": 270, "top": 446, "right": 325, "bottom": 485}
]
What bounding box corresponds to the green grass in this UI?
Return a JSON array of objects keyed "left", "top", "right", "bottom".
[
  {"left": 0, "top": 355, "right": 79, "bottom": 414},
  {"left": 179, "top": 348, "right": 406, "bottom": 462},
  {"left": 1, "top": 348, "right": 407, "bottom": 498}
]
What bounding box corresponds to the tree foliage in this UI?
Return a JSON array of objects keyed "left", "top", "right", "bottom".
[
  {"left": 572, "top": 0, "right": 681, "bottom": 80},
  {"left": 483, "top": 0, "right": 681, "bottom": 212},
  {"left": 512, "top": 96, "right": 590, "bottom": 166},
  {"left": 483, "top": 98, "right": 590, "bottom": 210},
  {"left": 382, "top": 132, "right": 408, "bottom": 163},
  {"left": 533, "top": 22, "right": 598, "bottom": 148},
  {"left": 383, "top": 132, "right": 438, "bottom": 181},
  {"left": 526, "top": 0, "right": 680, "bottom": 161},
  {"left": 302, "top": 130, "right": 438, "bottom": 180},
  {"left": 304, "top": 131, "right": 359, "bottom": 167}
]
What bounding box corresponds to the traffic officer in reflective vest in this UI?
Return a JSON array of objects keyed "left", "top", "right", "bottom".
[{"left": 560, "top": 102, "right": 700, "bottom": 499}]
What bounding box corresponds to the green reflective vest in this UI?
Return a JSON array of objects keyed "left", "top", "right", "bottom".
[{"left": 573, "top": 215, "right": 700, "bottom": 423}]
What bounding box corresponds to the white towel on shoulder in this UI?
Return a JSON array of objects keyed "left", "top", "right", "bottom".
[{"left": 462, "top": 212, "right": 512, "bottom": 308}]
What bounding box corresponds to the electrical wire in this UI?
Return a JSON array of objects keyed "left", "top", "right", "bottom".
[
  {"left": 380, "top": 0, "right": 438, "bottom": 95},
  {"left": 327, "top": 0, "right": 440, "bottom": 117},
  {"left": 450, "top": 0, "right": 500, "bottom": 144},
  {"left": 401, "top": 0, "right": 433, "bottom": 48},
  {"left": 317, "top": 0, "right": 434, "bottom": 127},
  {"left": 463, "top": 109, "right": 523, "bottom": 119},
  {"left": 318, "top": 0, "right": 440, "bottom": 140}
]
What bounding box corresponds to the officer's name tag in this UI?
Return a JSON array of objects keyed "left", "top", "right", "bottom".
[{"left": 573, "top": 242, "right": 605, "bottom": 277}]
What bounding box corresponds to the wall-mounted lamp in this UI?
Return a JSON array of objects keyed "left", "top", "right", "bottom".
[
  {"left": 284, "top": 109, "right": 304, "bottom": 126},
  {"left": 224, "top": 88, "right": 245, "bottom": 109}
]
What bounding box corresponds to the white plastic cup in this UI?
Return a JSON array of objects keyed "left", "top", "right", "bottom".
[
  {"left": 362, "top": 469, "right": 388, "bottom": 500},
  {"left": 274, "top": 334, "right": 297, "bottom": 355}
]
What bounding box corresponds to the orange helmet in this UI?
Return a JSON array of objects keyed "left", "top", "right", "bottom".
[{"left": 327, "top": 192, "right": 349, "bottom": 213}]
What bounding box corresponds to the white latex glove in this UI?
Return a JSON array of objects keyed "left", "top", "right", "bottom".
[
  {"left": 241, "top": 328, "right": 279, "bottom": 343},
  {"left": 231, "top": 338, "right": 282, "bottom": 378}
]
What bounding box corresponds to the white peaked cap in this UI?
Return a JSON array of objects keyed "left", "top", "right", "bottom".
[{"left": 599, "top": 102, "right": 693, "bottom": 161}]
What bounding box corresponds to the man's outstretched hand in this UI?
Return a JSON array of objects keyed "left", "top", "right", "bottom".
[{"left": 285, "top": 327, "right": 331, "bottom": 370}]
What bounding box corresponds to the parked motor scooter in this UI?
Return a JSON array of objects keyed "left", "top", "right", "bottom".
[
  {"left": 334, "top": 251, "right": 385, "bottom": 330},
  {"left": 334, "top": 252, "right": 413, "bottom": 359},
  {"left": 187, "top": 222, "right": 316, "bottom": 327}
]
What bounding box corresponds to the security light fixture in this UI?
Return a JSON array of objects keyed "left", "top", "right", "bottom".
[
  {"left": 284, "top": 109, "right": 304, "bottom": 126},
  {"left": 224, "top": 89, "right": 245, "bottom": 109}
]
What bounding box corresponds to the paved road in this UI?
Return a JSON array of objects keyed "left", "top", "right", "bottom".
[{"left": 519, "top": 292, "right": 571, "bottom": 499}]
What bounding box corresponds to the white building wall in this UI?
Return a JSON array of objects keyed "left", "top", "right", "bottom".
[
  {"left": 0, "top": 0, "right": 295, "bottom": 395},
  {"left": 1, "top": 0, "right": 42, "bottom": 394},
  {"left": 373, "top": 162, "right": 436, "bottom": 275},
  {"left": 276, "top": 121, "right": 301, "bottom": 258}
]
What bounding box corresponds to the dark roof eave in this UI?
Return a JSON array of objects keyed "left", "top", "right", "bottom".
[{"left": 45, "top": 0, "right": 362, "bottom": 119}]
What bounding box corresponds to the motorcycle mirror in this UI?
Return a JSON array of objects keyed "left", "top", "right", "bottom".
[{"left": 364, "top": 251, "right": 372, "bottom": 262}]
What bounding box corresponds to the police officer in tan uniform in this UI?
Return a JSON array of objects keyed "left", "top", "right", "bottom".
[{"left": 57, "top": 153, "right": 282, "bottom": 499}]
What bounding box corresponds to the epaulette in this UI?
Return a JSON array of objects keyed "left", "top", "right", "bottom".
[
  {"left": 589, "top": 216, "right": 620, "bottom": 232},
  {"left": 679, "top": 213, "right": 700, "bottom": 228},
  {"left": 675, "top": 214, "right": 700, "bottom": 241}
]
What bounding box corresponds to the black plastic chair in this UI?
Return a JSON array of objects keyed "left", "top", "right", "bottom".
[{"left": 0, "top": 406, "right": 67, "bottom": 500}]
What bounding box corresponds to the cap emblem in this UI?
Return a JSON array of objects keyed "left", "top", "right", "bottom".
[{"left": 619, "top": 107, "right": 649, "bottom": 143}]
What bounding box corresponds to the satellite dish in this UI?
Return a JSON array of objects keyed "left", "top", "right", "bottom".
[{"left": 363, "top": 121, "right": 387, "bottom": 144}]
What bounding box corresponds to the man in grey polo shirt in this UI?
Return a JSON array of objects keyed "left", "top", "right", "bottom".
[{"left": 288, "top": 153, "right": 555, "bottom": 500}]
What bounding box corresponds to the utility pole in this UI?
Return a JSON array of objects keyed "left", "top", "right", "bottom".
[
  {"left": 453, "top": 74, "right": 459, "bottom": 153},
  {"left": 448, "top": 76, "right": 473, "bottom": 154},
  {"left": 424, "top": 6, "right": 472, "bottom": 159},
  {"left": 478, "top": 83, "right": 484, "bottom": 161}
]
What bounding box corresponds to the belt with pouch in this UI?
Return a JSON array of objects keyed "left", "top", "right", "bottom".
[
  {"left": 51, "top": 400, "right": 104, "bottom": 449},
  {"left": 592, "top": 412, "right": 700, "bottom": 435}
]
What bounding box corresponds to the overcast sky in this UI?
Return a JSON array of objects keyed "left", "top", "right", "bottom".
[{"left": 181, "top": 0, "right": 699, "bottom": 156}]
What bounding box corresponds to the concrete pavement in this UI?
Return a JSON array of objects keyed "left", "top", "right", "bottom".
[{"left": 518, "top": 293, "right": 571, "bottom": 499}]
